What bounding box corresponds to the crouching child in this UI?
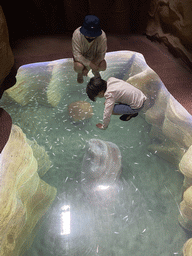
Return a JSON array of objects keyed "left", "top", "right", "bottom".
[{"left": 86, "top": 76, "right": 147, "bottom": 130}]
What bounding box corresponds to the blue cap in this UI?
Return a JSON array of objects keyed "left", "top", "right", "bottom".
[{"left": 80, "top": 15, "right": 102, "bottom": 38}]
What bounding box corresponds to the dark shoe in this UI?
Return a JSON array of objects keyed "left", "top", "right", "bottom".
[{"left": 120, "top": 113, "right": 138, "bottom": 121}]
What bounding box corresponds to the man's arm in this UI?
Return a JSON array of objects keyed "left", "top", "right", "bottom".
[
  {"left": 72, "top": 30, "right": 91, "bottom": 67},
  {"left": 92, "top": 33, "right": 107, "bottom": 66}
]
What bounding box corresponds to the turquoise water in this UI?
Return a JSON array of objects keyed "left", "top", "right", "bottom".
[{"left": 0, "top": 73, "right": 188, "bottom": 256}]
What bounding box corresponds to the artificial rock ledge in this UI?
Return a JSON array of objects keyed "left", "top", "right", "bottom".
[
  {"left": 0, "top": 6, "right": 14, "bottom": 85},
  {"left": 0, "top": 125, "right": 57, "bottom": 256}
]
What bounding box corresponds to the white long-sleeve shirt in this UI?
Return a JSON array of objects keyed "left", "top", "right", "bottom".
[
  {"left": 103, "top": 77, "right": 147, "bottom": 129},
  {"left": 72, "top": 27, "right": 107, "bottom": 67}
]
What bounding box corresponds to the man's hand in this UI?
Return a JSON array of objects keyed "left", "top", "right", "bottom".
[
  {"left": 90, "top": 62, "right": 99, "bottom": 71},
  {"left": 96, "top": 123, "right": 104, "bottom": 129},
  {"left": 82, "top": 68, "right": 89, "bottom": 76}
]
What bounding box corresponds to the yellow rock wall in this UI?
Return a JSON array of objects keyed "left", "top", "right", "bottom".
[
  {"left": 4, "top": 59, "right": 73, "bottom": 108},
  {"left": 0, "top": 125, "right": 57, "bottom": 256},
  {"left": 124, "top": 51, "right": 192, "bottom": 255}
]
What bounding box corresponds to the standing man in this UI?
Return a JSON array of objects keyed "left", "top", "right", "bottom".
[{"left": 72, "top": 15, "right": 107, "bottom": 83}]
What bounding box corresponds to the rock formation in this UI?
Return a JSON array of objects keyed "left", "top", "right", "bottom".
[
  {"left": 183, "top": 238, "right": 192, "bottom": 256},
  {"left": 146, "top": 0, "right": 192, "bottom": 69},
  {"left": 0, "top": 108, "right": 12, "bottom": 153},
  {"left": 0, "top": 6, "right": 14, "bottom": 86},
  {"left": 26, "top": 138, "right": 52, "bottom": 177},
  {"left": 124, "top": 51, "right": 192, "bottom": 167},
  {"left": 4, "top": 59, "right": 73, "bottom": 108},
  {"left": 120, "top": 50, "right": 192, "bottom": 254},
  {"left": 0, "top": 125, "right": 57, "bottom": 256},
  {"left": 178, "top": 186, "right": 192, "bottom": 231},
  {"left": 179, "top": 146, "right": 192, "bottom": 190},
  {"left": 81, "top": 138, "right": 122, "bottom": 194}
]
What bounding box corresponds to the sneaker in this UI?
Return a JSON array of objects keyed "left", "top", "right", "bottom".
[{"left": 119, "top": 113, "right": 138, "bottom": 121}]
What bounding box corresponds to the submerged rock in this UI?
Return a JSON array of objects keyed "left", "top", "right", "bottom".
[
  {"left": 26, "top": 138, "right": 52, "bottom": 177},
  {"left": 183, "top": 238, "right": 192, "bottom": 256},
  {"left": 148, "top": 139, "right": 186, "bottom": 166},
  {"left": 68, "top": 101, "right": 93, "bottom": 122},
  {"left": 81, "top": 138, "right": 122, "bottom": 193}
]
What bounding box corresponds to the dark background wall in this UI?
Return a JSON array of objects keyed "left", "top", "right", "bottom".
[{"left": 1, "top": 0, "right": 151, "bottom": 43}]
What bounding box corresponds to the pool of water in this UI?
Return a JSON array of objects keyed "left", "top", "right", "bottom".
[{"left": 0, "top": 63, "right": 188, "bottom": 256}]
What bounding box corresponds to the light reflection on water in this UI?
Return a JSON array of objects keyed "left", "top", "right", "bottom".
[{"left": 0, "top": 72, "right": 186, "bottom": 256}]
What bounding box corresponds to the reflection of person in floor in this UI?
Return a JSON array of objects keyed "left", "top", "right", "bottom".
[
  {"left": 72, "top": 15, "right": 107, "bottom": 84},
  {"left": 86, "top": 77, "right": 147, "bottom": 130}
]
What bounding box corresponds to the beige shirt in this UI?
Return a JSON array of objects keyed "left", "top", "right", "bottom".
[
  {"left": 72, "top": 27, "right": 107, "bottom": 67},
  {"left": 103, "top": 77, "right": 147, "bottom": 129}
]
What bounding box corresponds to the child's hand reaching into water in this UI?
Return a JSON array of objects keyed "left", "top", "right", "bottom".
[{"left": 96, "top": 123, "right": 104, "bottom": 129}]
